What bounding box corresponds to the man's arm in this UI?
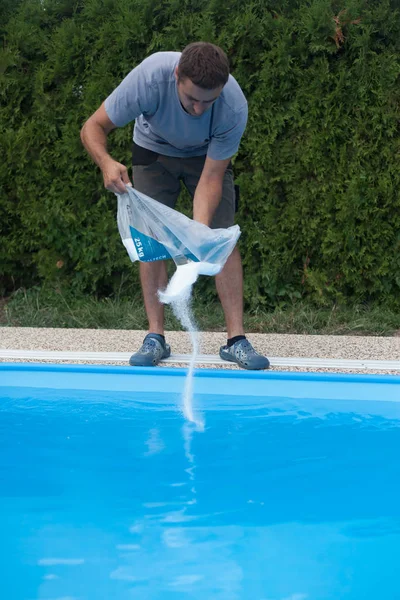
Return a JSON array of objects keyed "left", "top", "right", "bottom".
[
  {"left": 80, "top": 102, "right": 132, "bottom": 194},
  {"left": 193, "top": 156, "right": 231, "bottom": 226}
]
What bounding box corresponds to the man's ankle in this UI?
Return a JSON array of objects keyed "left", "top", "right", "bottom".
[
  {"left": 227, "top": 335, "right": 246, "bottom": 347},
  {"left": 148, "top": 332, "right": 165, "bottom": 341}
]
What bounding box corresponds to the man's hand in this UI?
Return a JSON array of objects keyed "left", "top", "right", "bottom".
[
  {"left": 81, "top": 102, "right": 132, "bottom": 194},
  {"left": 101, "top": 157, "right": 132, "bottom": 194}
]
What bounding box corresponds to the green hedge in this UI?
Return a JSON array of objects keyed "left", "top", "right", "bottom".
[{"left": 1, "top": 0, "right": 400, "bottom": 307}]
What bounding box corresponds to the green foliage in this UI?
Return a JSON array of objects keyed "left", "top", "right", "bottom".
[{"left": 1, "top": 0, "right": 400, "bottom": 307}]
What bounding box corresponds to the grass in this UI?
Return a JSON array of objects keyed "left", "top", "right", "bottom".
[{"left": 1, "top": 286, "right": 400, "bottom": 336}]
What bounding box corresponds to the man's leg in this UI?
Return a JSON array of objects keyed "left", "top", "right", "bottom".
[
  {"left": 129, "top": 148, "right": 181, "bottom": 366},
  {"left": 183, "top": 157, "right": 269, "bottom": 369},
  {"left": 139, "top": 260, "right": 168, "bottom": 335},
  {"left": 132, "top": 149, "right": 181, "bottom": 335},
  {"left": 215, "top": 245, "right": 245, "bottom": 339},
  {"left": 183, "top": 159, "right": 244, "bottom": 336}
]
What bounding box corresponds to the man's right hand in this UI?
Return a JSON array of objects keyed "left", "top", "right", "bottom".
[
  {"left": 80, "top": 103, "right": 132, "bottom": 194},
  {"left": 101, "top": 158, "right": 132, "bottom": 195}
]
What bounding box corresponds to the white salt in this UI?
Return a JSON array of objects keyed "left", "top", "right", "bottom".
[
  {"left": 158, "top": 261, "right": 220, "bottom": 304},
  {"left": 158, "top": 261, "right": 214, "bottom": 430}
]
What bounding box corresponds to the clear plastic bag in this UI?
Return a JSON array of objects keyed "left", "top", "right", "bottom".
[{"left": 117, "top": 185, "right": 240, "bottom": 275}]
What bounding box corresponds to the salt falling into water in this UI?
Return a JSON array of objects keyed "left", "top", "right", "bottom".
[
  {"left": 170, "top": 288, "right": 204, "bottom": 430},
  {"left": 158, "top": 263, "right": 213, "bottom": 430}
]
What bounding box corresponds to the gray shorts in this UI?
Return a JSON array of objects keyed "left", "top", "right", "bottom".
[{"left": 132, "top": 143, "right": 237, "bottom": 229}]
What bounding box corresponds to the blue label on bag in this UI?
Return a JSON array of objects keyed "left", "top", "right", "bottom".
[
  {"left": 129, "top": 226, "right": 201, "bottom": 263},
  {"left": 130, "top": 226, "right": 172, "bottom": 262}
]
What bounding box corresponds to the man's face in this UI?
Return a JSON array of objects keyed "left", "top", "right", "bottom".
[{"left": 175, "top": 67, "right": 223, "bottom": 116}]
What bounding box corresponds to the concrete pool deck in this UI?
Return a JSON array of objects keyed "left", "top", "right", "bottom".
[{"left": 1, "top": 327, "right": 400, "bottom": 374}]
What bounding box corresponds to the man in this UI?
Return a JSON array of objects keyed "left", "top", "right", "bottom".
[{"left": 81, "top": 42, "right": 269, "bottom": 370}]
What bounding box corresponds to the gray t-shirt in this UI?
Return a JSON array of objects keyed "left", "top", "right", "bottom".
[{"left": 104, "top": 52, "right": 248, "bottom": 160}]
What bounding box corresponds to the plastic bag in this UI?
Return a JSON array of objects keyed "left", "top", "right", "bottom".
[{"left": 117, "top": 185, "right": 240, "bottom": 275}]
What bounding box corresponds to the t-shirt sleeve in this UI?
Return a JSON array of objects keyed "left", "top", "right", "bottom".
[
  {"left": 207, "top": 104, "right": 248, "bottom": 161},
  {"left": 104, "top": 61, "right": 158, "bottom": 127}
]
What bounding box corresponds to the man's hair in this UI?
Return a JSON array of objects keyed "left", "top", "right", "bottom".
[{"left": 177, "top": 42, "right": 230, "bottom": 90}]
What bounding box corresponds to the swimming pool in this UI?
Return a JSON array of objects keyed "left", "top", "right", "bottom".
[{"left": 1, "top": 363, "right": 400, "bottom": 600}]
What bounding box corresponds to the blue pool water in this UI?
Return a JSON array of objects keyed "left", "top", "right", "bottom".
[{"left": 1, "top": 364, "right": 400, "bottom": 600}]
